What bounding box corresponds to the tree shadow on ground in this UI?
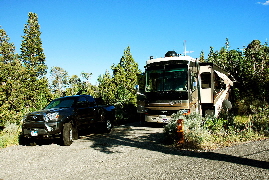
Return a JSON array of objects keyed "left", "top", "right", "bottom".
[{"left": 83, "top": 121, "right": 269, "bottom": 170}]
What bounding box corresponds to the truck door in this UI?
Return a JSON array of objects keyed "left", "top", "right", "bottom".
[{"left": 76, "top": 96, "right": 95, "bottom": 128}]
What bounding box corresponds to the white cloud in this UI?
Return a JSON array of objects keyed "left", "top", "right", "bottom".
[{"left": 258, "top": 0, "right": 269, "bottom": 5}]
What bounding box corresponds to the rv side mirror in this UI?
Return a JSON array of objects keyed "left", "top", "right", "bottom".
[{"left": 222, "top": 100, "right": 232, "bottom": 110}]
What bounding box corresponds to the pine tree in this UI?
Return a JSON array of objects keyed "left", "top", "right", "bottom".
[
  {"left": 20, "top": 12, "right": 47, "bottom": 77},
  {"left": 111, "top": 46, "right": 140, "bottom": 106},
  {"left": 244, "top": 40, "right": 269, "bottom": 101},
  {"left": 97, "top": 70, "right": 116, "bottom": 104},
  {"left": 0, "top": 27, "right": 27, "bottom": 125},
  {"left": 207, "top": 46, "right": 217, "bottom": 63},
  {"left": 97, "top": 47, "right": 140, "bottom": 121},
  {"left": 49, "top": 66, "right": 69, "bottom": 97},
  {"left": 20, "top": 12, "right": 50, "bottom": 110},
  {"left": 64, "top": 72, "right": 93, "bottom": 96},
  {"left": 0, "top": 27, "right": 16, "bottom": 63},
  {"left": 199, "top": 50, "right": 205, "bottom": 62}
]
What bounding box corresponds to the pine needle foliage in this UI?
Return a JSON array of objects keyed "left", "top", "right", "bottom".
[{"left": 19, "top": 12, "right": 51, "bottom": 110}]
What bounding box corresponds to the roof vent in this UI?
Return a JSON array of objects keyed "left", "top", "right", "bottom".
[{"left": 165, "top": 51, "right": 178, "bottom": 57}]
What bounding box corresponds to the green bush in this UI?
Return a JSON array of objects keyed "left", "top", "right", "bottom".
[
  {"left": 203, "top": 115, "right": 228, "bottom": 132},
  {"left": 164, "top": 112, "right": 211, "bottom": 149},
  {"left": 233, "top": 115, "right": 251, "bottom": 130},
  {"left": 235, "top": 99, "right": 269, "bottom": 135},
  {"left": 182, "top": 113, "right": 212, "bottom": 149},
  {"left": 163, "top": 119, "right": 178, "bottom": 144},
  {"left": 249, "top": 102, "right": 269, "bottom": 134},
  {"left": 164, "top": 110, "right": 267, "bottom": 150},
  {"left": 0, "top": 121, "right": 21, "bottom": 148}
]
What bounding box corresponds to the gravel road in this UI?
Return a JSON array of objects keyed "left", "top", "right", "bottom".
[{"left": 0, "top": 122, "right": 268, "bottom": 180}]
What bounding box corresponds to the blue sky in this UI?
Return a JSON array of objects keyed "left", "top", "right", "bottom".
[{"left": 1, "top": 0, "right": 268, "bottom": 84}]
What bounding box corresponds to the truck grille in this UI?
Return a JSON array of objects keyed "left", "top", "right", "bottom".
[{"left": 26, "top": 115, "right": 44, "bottom": 122}]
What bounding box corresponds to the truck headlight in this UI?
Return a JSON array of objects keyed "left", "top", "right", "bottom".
[
  {"left": 44, "top": 112, "right": 60, "bottom": 122},
  {"left": 22, "top": 115, "right": 27, "bottom": 123}
]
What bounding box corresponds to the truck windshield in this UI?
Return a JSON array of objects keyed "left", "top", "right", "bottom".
[
  {"left": 45, "top": 98, "right": 75, "bottom": 109},
  {"left": 146, "top": 66, "right": 188, "bottom": 92}
]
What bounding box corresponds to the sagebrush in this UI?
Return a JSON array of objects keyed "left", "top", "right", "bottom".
[{"left": 164, "top": 111, "right": 267, "bottom": 150}]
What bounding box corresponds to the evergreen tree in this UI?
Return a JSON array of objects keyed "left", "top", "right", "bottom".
[
  {"left": 20, "top": 12, "right": 47, "bottom": 77},
  {"left": 97, "top": 47, "right": 140, "bottom": 121},
  {"left": 20, "top": 12, "right": 50, "bottom": 110},
  {"left": 207, "top": 46, "right": 217, "bottom": 63},
  {"left": 66, "top": 75, "right": 81, "bottom": 95},
  {"left": 208, "top": 38, "right": 230, "bottom": 70},
  {"left": 199, "top": 50, "right": 205, "bottom": 62},
  {"left": 65, "top": 72, "right": 94, "bottom": 96},
  {"left": 0, "top": 27, "right": 27, "bottom": 125},
  {"left": 244, "top": 40, "right": 269, "bottom": 101},
  {"left": 0, "top": 27, "right": 16, "bottom": 63},
  {"left": 49, "top": 66, "right": 69, "bottom": 97},
  {"left": 97, "top": 70, "right": 116, "bottom": 104},
  {"left": 205, "top": 39, "right": 269, "bottom": 109},
  {"left": 80, "top": 72, "right": 97, "bottom": 97},
  {"left": 111, "top": 46, "right": 140, "bottom": 106}
]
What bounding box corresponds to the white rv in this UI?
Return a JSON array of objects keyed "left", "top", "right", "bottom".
[{"left": 137, "top": 51, "right": 234, "bottom": 123}]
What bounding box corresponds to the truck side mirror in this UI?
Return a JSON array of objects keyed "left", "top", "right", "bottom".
[{"left": 135, "top": 85, "right": 139, "bottom": 92}]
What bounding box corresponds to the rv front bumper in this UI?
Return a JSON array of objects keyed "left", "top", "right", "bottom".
[{"left": 145, "top": 114, "right": 172, "bottom": 123}]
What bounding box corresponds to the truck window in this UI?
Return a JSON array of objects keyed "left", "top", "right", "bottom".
[
  {"left": 77, "top": 96, "right": 88, "bottom": 107},
  {"left": 87, "top": 96, "right": 97, "bottom": 106},
  {"left": 78, "top": 96, "right": 87, "bottom": 102},
  {"left": 86, "top": 96, "right": 95, "bottom": 103},
  {"left": 45, "top": 98, "right": 75, "bottom": 109}
]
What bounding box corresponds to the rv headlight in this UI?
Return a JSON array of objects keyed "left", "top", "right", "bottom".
[
  {"left": 44, "top": 112, "right": 60, "bottom": 122},
  {"left": 169, "top": 101, "right": 175, "bottom": 106}
]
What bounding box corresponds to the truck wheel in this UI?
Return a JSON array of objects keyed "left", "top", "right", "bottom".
[
  {"left": 62, "top": 123, "right": 73, "bottom": 146},
  {"left": 22, "top": 137, "right": 35, "bottom": 146},
  {"left": 72, "top": 126, "right": 79, "bottom": 140}
]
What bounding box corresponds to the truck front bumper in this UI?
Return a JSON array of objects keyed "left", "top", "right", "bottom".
[{"left": 22, "top": 121, "right": 62, "bottom": 139}]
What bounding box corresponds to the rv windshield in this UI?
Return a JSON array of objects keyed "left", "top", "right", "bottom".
[{"left": 146, "top": 66, "right": 188, "bottom": 92}]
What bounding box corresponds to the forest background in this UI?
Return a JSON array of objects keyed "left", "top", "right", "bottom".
[{"left": 0, "top": 13, "right": 269, "bottom": 148}]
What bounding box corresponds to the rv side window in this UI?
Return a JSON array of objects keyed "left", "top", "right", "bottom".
[{"left": 201, "top": 72, "right": 211, "bottom": 89}]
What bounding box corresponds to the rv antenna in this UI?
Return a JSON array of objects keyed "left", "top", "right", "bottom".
[
  {"left": 184, "top": 40, "right": 186, "bottom": 56},
  {"left": 183, "top": 40, "right": 194, "bottom": 55}
]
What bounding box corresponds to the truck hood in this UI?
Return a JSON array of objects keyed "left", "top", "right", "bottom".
[
  {"left": 27, "top": 108, "right": 72, "bottom": 115},
  {"left": 25, "top": 108, "right": 73, "bottom": 122}
]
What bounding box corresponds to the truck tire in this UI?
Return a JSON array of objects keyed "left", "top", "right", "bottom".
[
  {"left": 62, "top": 123, "right": 73, "bottom": 146},
  {"left": 22, "top": 137, "right": 36, "bottom": 146},
  {"left": 72, "top": 126, "right": 79, "bottom": 140}
]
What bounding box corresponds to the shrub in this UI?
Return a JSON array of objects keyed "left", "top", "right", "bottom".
[
  {"left": 164, "top": 112, "right": 211, "bottom": 149},
  {"left": 203, "top": 115, "right": 228, "bottom": 132},
  {"left": 0, "top": 121, "right": 21, "bottom": 148},
  {"left": 164, "top": 110, "right": 267, "bottom": 150},
  {"left": 163, "top": 119, "right": 178, "bottom": 144},
  {"left": 182, "top": 113, "right": 212, "bottom": 149},
  {"left": 249, "top": 102, "right": 269, "bottom": 134},
  {"left": 233, "top": 115, "right": 251, "bottom": 130}
]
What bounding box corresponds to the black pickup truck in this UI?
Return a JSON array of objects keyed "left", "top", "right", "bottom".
[{"left": 22, "top": 95, "right": 115, "bottom": 146}]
